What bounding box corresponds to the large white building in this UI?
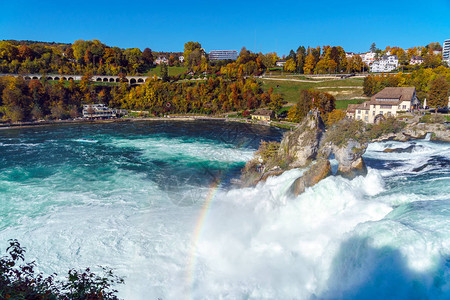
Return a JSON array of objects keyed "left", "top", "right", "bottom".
[
  {"left": 348, "top": 87, "right": 419, "bottom": 123},
  {"left": 370, "top": 55, "right": 399, "bottom": 72},
  {"left": 209, "top": 50, "right": 238, "bottom": 61},
  {"left": 443, "top": 39, "right": 450, "bottom": 65}
]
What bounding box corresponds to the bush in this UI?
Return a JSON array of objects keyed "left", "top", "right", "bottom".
[
  {"left": 365, "top": 117, "right": 406, "bottom": 140},
  {"left": 419, "top": 114, "right": 446, "bottom": 124},
  {"left": 323, "top": 119, "right": 367, "bottom": 146},
  {"left": 0, "top": 239, "right": 124, "bottom": 299}
]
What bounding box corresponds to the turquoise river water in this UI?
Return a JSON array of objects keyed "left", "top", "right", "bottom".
[{"left": 0, "top": 120, "right": 449, "bottom": 299}]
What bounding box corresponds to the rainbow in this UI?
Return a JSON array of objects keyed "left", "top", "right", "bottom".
[{"left": 185, "top": 179, "right": 222, "bottom": 299}]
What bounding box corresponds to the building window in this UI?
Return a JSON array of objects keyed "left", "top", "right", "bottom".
[
  {"left": 365, "top": 110, "right": 368, "bottom": 114},
  {"left": 372, "top": 111, "right": 375, "bottom": 116},
  {"left": 380, "top": 111, "right": 383, "bottom": 115},
  {"left": 364, "top": 116, "right": 368, "bottom": 121},
  {"left": 357, "top": 116, "right": 360, "bottom": 120},
  {"left": 403, "top": 105, "right": 406, "bottom": 109},
  {"left": 387, "top": 112, "right": 391, "bottom": 116}
]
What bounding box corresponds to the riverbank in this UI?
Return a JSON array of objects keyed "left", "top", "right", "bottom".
[{"left": 0, "top": 115, "right": 297, "bottom": 130}]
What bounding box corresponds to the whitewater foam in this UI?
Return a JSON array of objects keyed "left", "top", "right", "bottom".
[{"left": 1, "top": 123, "right": 449, "bottom": 299}]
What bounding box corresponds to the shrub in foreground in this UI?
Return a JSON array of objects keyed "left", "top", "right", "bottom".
[{"left": 0, "top": 239, "right": 124, "bottom": 299}]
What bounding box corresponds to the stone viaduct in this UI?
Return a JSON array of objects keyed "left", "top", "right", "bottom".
[{"left": 0, "top": 74, "right": 150, "bottom": 84}]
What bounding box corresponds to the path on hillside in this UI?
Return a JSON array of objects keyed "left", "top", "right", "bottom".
[
  {"left": 315, "top": 86, "right": 362, "bottom": 89},
  {"left": 259, "top": 77, "right": 363, "bottom": 87},
  {"left": 260, "top": 77, "right": 327, "bottom": 83}
]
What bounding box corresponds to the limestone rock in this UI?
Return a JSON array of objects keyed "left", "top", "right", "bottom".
[
  {"left": 290, "top": 159, "right": 331, "bottom": 196},
  {"left": 279, "top": 112, "right": 325, "bottom": 168},
  {"left": 336, "top": 157, "right": 367, "bottom": 179},
  {"left": 332, "top": 139, "right": 368, "bottom": 179},
  {"left": 383, "top": 145, "right": 418, "bottom": 153},
  {"left": 376, "top": 123, "right": 450, "bottom": 142}
]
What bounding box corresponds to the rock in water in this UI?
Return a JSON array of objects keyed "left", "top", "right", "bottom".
[
  {"left": 279, "top": 111, "right": 325, "bottom": 168},
  {"left": 290, "top": 159, "right": 331, "bottom": 196},
  {"left": 383, "top": 145, "right": 417, "bottom": 153},
  {"left": 333, "top": 139, "right": 368, "bottom": 179}
]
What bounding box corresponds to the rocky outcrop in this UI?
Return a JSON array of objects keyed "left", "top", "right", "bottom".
[
  {"left": 383, "top": 145, "right": 421, "bottom": 153},
  {"left": 330, "top": 139, "right": 368, "bottom": 178},
  {"left": 278, "top": 111, "right": 325, "bottom": 168},
  {"left": 241, "top": 112, "right": 369, "bottom": 193},
  {"left": 290, "top": 159, "right": 331, "bottom": 196},
  {"left": 374, "top": 123, "right": 450, "bottom": 142}
]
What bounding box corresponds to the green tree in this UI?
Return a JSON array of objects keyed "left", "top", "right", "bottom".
[
  {"left": 160, "top": 63, "right": 169, "bottom": 82},
  {"left": 0, "top": 239, "right": 124, "bottom": 299},
  {"left": 370, "top": 42, "right": 377, "bottom": 52},
  {"left": 183, "top": 41, "right": 203, "bottom": 68}
]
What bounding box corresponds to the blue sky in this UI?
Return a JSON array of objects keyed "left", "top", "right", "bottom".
[{"left": 1, "top": 0, "right": 449, "bottom": 55}]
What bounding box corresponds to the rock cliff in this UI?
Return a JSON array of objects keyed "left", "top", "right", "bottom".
[
  {"left": 241, "top": 112, "right": 448, "bottom": 195},
  {"left": 278, "top": 111, "right": 325, "bottom": 168},
  {"left": 373, "top": 122, "right": 450, "bottom": 142}
]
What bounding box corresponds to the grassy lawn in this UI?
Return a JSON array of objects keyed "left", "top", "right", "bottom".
[
  {"left": 335, "top": 99, "right": 366, "bottom": 110},
  {"left": 146, "top": 66, "right": 188, "bottom": 77},
  {"left": 259, "top": 78, "right": 365, "bottom": 104}
]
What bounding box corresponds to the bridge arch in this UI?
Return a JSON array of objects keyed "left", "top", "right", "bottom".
[
  {"left": 24, "top": 76, "right": 31, "bottom": 80},
  {"left": 68, "top": 77, "right": 73, "bottom": 81},
  {"left": 138, "top": 78, "right": 144, "bottom": 83},
  {"left": 130, "top": 78, "right": 136, "bottom": 84},
  {"left": 62, "top": 77, "right": 67, "bottom": 80},
  {"left": 54, "top": 77, "right": 60, "bottom": 81},
  {"left": 115, "top": 78, "right": 120, "bottom": 82},
  {"left": 103, "top": 78, "right": 109, "bottom": 82},
  {"left": 96, "top": 78, "right": 102, "bottom": 82},
  {"left": 32, "top": 76, "right": 39, "bottom": 80},
  {"left": 109, "top": 78, "right": 115, "bottom": 82}
]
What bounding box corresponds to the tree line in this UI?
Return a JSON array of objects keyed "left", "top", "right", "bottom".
[
  {"left": 0, "top": 39, "right": 184, "bottom": 76},
  {"left": 2, "top": 39, "right": 446, "bottom": 79},
  {"left": 114, "top": 77, "right": 284, "bottom": 115},
  {"left": 0, "top": 74, "right": 285, "bottom": 122},
  {"left": 363, "top": 66, "right": 450, "bottom": 108}
]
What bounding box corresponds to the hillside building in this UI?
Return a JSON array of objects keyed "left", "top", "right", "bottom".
[
  {"left": 361, "top": 52, "right": 376, "bottom": 65},
  {"left": 410, "top": 55, "right": 424, "bottom": 65},
  {"left": 370, "top": 55, "right": 399, "bottom": 72},
  {"left": 251, "top": 109, "right": 274, "bottom": 121},
  {"left": 350, "top": 87, "right": 419, "bottom": 123},
  {"left": 83, "top": 104, "right": 117, "bottom": 119}
]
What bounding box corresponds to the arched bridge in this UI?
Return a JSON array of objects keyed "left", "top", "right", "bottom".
[{"left": 0, "top": 74, "right": 150, "bottom": 85}]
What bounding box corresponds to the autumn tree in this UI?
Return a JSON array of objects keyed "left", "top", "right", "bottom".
[
  {"left": 284, "top": 58, "right": 297, "bottom": 72},
  {"left": 287, "top": 90, "right": 335, "bottom": 122},
  {"left": 303, "top": 53, "right": 316, "bottom": 74},
  {"left": 428, "top": 76, "right": 449, "bottom": 108},
  {"left": 325, "top": 109, "right": 346, "bottom": 126}
]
